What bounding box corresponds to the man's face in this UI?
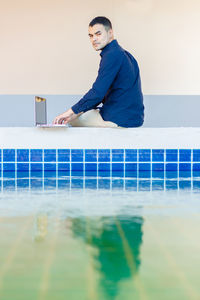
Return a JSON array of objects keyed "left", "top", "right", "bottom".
[{"left": 88, "top": 24, "right": 113, "bottom": 51}]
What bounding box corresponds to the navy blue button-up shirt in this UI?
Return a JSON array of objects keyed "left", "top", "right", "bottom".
[{"left": 71, "top": 39, "right": 144, "bottom": 127}]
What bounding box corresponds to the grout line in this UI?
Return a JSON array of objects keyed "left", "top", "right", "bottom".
[
  {"left": 1, "top": 149, "right": 2, "bottom": 193},
  {"left": 15, "top": 149, "right": 17, "bottom": 192},
  {"left": 191, "top": 149, "right": 194, "bottom": 191},
  {"left": 150, "top": 149, "right": 152, "bottom": 192},
  {"left": 178, "top": 149, "right": 180, "bottom": 192},
  {"left": 164, "top": 149, "right": 166, "bottom": 192},
  {"left": 56, "top": 149, "right": 58, "bottom": 191},
  {"left": 42, "top": 149, "right": 44, "bottom": 191},
  {"left": 83, "top": 149, "right": 85, "bottom": 190},
  {"left": 69, "top": 149, "right": 72, "bottom": 191},
  {"left": 28, "top": 149, "right": 31, "bottom": 191}
]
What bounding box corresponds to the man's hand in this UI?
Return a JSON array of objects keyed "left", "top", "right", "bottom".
[{"left": 53, "top": 108, "right": 78, "bottom": 124}]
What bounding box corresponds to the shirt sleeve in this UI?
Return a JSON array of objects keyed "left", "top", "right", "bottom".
[{"left": 71, "top": 51, "right": 123, "bottom": 114}]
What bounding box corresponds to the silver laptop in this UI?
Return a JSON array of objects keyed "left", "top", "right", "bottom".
[{"left": 35, "top": 96, "right": 66, "bottom": 127}]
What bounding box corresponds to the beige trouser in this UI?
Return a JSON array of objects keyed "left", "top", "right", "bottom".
[{"left": 69, "top": 109, "right": 120, "bottom": 128}]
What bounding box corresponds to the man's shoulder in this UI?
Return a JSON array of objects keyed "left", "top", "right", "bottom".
[{"left": 102, "top": 45, "right": 125, "bottom": 61}]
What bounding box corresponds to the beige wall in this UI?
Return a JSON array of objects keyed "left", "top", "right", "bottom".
[{"left": 0, "top": 0, "right": 200, "bottom": 95}]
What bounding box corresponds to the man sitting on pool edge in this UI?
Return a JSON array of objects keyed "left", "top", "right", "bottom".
[{"left": 53, "top": 16, "right": 144, "bottom": 128}]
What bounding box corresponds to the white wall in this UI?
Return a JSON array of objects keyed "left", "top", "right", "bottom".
[{"left": 0, "top": 0, "right": 200, "bottom": 95}]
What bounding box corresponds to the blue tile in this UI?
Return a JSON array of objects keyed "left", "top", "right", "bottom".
[
  {"left": 139, "top": 163, "right": 151, "bottom": 171},
  {"left": 85, "top": 163, "right": 97, "bottom": 177},
  {"left": 85, "top": 149, "right": 97, "bottom": 162},
  {"left": 179, "top": 163, "right": 191, "bottom": 178},
  {"left": 139, "top": 170, "right": 151, "bottom": 179},
  {"left": 112, "top": 163, "right": 124, "bottom": 177},
  {"left": 179, "top": 180, "right": 191, "bottom": 190},
  {"left": 179, "top": 163, "right": 191, "bottom": 171},
  {"left": 125, "top": 163, "right": 137, "bottom": 178},
  {"left": 44, "top": 163, "right": 56, "bottom": 171},
  {"left": 98, "top": 149, "right": 110, "bottom": 162},
  {"left": 139, "top": 149, "right": 151, "bottom": 162},
  {"left": 17, "top": 149, "right": 29, "bottom": 162},
  {"left": 125, "top": 179, "right": 137, "bottom": 191},
  {"left": 31, "top": 179, "right": 43, "bottom": 189},
  {"left": 17, "top": 163, "right": 29, "bottom": 178},
  {"left": 71, "top": 178, "right": 83, "bottom": 189},
  {"left": 31, "top": 163, "right": 43, "bottom": 176},
  {"left": 44, "top": 149, "right": 56, "bottom": 162},
  {"left": 58, "top": 163, "right": 70, "bottom": 176},
  {"left": 58, "top": 179, "right": 70, "bottom": 189},
  {"left": 71, "top": 163, "right": 83, "bottom": 176},
  {"left": 85, "top": 179, "right": 97, "bottom": 189},
  {"left": 58, "top": 149, "right": 70, "bottom": 162},
  {"left": 193, "top": 150, "right": 200, "bottom": 162},
  {"left": 166, "top": 171, "right": 178, "bottom": 179},
  {"left": 44, "top": 164, "right": 56, "bottom": 177},
  {"left": 98, "top": 178, "right": 110, "bottom": 189},
  {"left": 112, "top": 149, "right": 124, "bottom": 162},
  {"left": 166, "top": 149, "right": 178, "bottom": 162},
  {"left": 31, "top": 149, "right": 43, "bottom": 162},
  {"left": 17, "top": 163, "right": 29, "bottom": 172},
  {"left": 193, "top": 172, "right": 200, "bottom": 178},
  {"left": 3, "top": 149, "right": 15, "bottom": 162},
  {"left": 3, "top": 163, "right": 15, "bottom": 171},
  {"left": 125, "top": 149, "right": 137, "bottom": 162},
  {"left": 3, "top": 171, "right": 15, "bottom": 179},
  {"left": 98, "top": 163, "right": 110, "bottom": 177},
  {"left": 138, "top": 180, "right": 151, "bottom": 191},
  {"left": 0, "top": 149, "right": 1, "bottom": 162},
  {"left": 152, "top": 180, "right": 164, "bottom": 191},
  {"left": 166, "top": 180, "right": 178, "bottom": 190},
  {"left": 17, "top": 179, "right": 29, "bottom": 188},
  {"left": 166, "top": 164, "right": 178, "bottom": 178},
  {"left": 193, "top": 163, "right": 200, "bottom": 171},
  {"left": 125, "top": 163, "right": 137, "bottom": 171},
  {"left": 112, "top": 179, "right": 124, "bottom": 189},
  {"left": 152, "top": 163, "right": 164, "bottom": 179},
  {"left": 179, "top": 171, "right": 191, "bottom": 178},
  {"left": 166, "top": 163, "right": 178, "bottom": 171},
  {"left": 44, "top": 179, "right": 56, "bottom": 189},
  {"left": 85, "top": 163, "right": 97, "bottom": 171},
  {"left": 98, "top": 163, "right": 110, "bottom": 171},
  {"left": 179, "top": 149, "right": 191, "bottom": 162},
  {"left": 152, "top": 149, "right": 164, "bottom": 162},
  {"left": 3, "top": 179, "right": 15, "bottom": 190},
  {"left": 193, "top": 181, "right": 200, "bottom": 190},
  {"left": 71, "top": 149, "right": 83, "bottom": 162},
  {"left": 152, "top": 163, "right": 164, "bottom": 171}
]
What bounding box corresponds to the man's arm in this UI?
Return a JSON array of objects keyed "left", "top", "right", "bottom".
[
  {"left": 53, "top": 51, "right": 123, "bottom": 124},
  {"left": 71, "top": 51, "right": 123, "bottom": 114}
]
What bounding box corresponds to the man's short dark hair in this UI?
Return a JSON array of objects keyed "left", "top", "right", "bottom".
[{"left": 89, "top": 16, "right": 112, "bottom": 31}]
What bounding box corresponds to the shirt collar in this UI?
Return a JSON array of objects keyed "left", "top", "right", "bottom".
[{"left": 100, "top": 39, "right": 118, "bottom": 57}]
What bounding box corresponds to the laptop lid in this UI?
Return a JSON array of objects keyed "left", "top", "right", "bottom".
[
  {"left": 35, "top": 96, "right": 47, "bottom": 126},
  {"left": 34, "top": 96, "right": 67, "bottom": 127}
]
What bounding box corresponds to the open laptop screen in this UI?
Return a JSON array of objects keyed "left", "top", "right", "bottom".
[{"left": 35, "top": 96, "right": 47, "bottom": 125}]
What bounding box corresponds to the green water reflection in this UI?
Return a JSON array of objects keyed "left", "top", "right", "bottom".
[{"left": 70, "top": 216, "right": 143, "bottom": 299}]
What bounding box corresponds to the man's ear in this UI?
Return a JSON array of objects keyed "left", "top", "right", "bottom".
[{"left": 109, "top": 28, "right": 113, "bottom": 38}]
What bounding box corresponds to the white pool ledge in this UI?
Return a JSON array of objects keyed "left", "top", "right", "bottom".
[{"left": 1, "top": 127, "right": 200, "bottom": 149}]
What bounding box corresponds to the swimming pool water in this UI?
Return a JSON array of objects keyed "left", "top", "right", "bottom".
[{"left": 0, "top": 185, "right": 200, "bottom": 300}]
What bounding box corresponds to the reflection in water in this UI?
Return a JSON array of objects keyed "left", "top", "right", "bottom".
[
  {"left": 70, "top": 215, "right": 144, "bottom": 299},
  {"left": 34, "top": 214, "right": 48, "bottom": 242}
]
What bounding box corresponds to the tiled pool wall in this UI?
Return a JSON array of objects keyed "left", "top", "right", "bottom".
[{"left": 1, "top": 148, "right": 200, "bottom": 191}]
